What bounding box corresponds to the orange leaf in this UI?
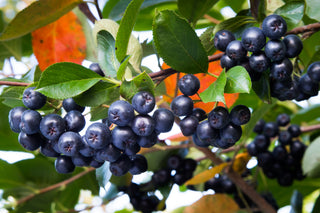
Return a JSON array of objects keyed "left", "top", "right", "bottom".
[
  {"left": 185, "top": 162, "right": 229, "bottom": 186},
  {"left": 183, "top": 194, "right": 239, "bottom": 213},
  {"left": 163, "top": 52, "right": 239, "bottom": 113},
  {"left": 232, "top": 152, "right": 251, "bottom": 174},
  {"left": 32, "top": 11, "right": 86, "bottom": 71}
]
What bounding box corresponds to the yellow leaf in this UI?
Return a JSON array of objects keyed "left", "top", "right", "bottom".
[
  {"left": 185, "top": 162, "right": 229, "bottom": 186},
  {"left": 232, "top": 152, "right": 250, "bottom": 174},
  {"left": 183, "top": 194, "right": 239, "bottom": 213}
]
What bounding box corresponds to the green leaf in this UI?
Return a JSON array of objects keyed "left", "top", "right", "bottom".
[
  {"left": 252, "top": 71, "right": 271, "bottom": 104},
  {"left": 115, "top": 0, "right": 144, "bottom": 62},
  {"left": 0, "top": 34, "right": 31, "bottom": 60},
  {"left": 213, "top": 16, "right": 256, "bottom": 35},
  {"left": 153, "top": 10, "right": 208, "bottom": 74},
  {"left": 275, "top": 1, "right": 304, "bottom": 30},
  {"left": 0, "top": 159, "right": 25, "bottom": 189},
  {"left": 21, "top": 66, "right": 42, "bottom": 83},
  {"left": 120, "top": 72, "right": 155, "bottom": 101},
  {"left": 90, "top": 106, "right": 109, "bottom": 121},
  {"left": 291, "top": 104, "right": 320, "bottom": 124},
  {"left": 224, "top": 66, "right": 251, "bottom": 94},
  {"left": 36, "top": 62, "right": 103, "bottom": 99},
  {"left": 303, "top": 136, "right": 320, "bottom": 178},
  {"left": 199, "top": 70, "right": 226, "bottom": 103},
  {"left": 177, "top": 0, "right": 219, "bottom": 24},
  {"left": 0, "top": 86, "right": 25, "bottom": 108},
  {"left": 305, "top": 0, "right": 320, "bottom": 21},
  {"left": 199, "top": 26, "right": 216, "bottom": 55},
  {"left": 74, "top": 81, "right": 120, "bottom": 107},
  {"left": 117, "top": 55, "right": 132, "bottom": 80},
  {"left": 0, "top": 0, "right": 84, "bottom": 41},
  {"left": 299, "top": 31, "right": 320, "bottom": 66},
  {"left": 290, "top": 190, "right": 303, "bottom": 213},
  {"left": 312, "top": 193, "right": 320, "bottom": 213},
  {"left": 96, "top": 161, "right": 112, "bottom": 189},
  {"left": 97, "top": 30, "right": 119, "bottom": 78}
]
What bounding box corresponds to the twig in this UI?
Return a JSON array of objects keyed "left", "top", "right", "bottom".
[
  {"left": 301, "top": 123, "right": 320, "bottom": 133},
  {"left": 94, "top": 0, "right": 103, "bottom": 20},
  {"left": 197, "top": 147, "right": 277, "bottom": 213},
  {"left": 140, "top": 143, "right": 194, "bottom": 154},
  {"left": 78, "top": 3, "right": 97, "bottom": 24},
  {"left": 203, "top": 14, "right": 221, "bottom": 24},
  {"left": 286, "top": 22, "right": 320, "bottom": 35},
  {"left": 17, "top": 167, "right": 95, "bottom": 205},
  {"left": 0, "top": 81, "right": 30, "bottom": 86}
]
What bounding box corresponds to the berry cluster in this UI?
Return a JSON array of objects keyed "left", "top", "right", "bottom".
[
  {"left": 247, "top": 113, "right": 306, "bottom": 186},
  {"left": 214, "top": 14, "right": 320, "bottom": 102},
  {"left": 171, "top": 74, "right": 251, "bottom": 149},
  {"left": 119, "top": 155, "right": 197, "bottom": 212}
]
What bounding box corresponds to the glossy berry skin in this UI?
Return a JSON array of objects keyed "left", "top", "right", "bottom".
[
  {"left": 214, "top": 30, "right": 235, "bottom": 52},
  {"left": 265, "top": 40, "right": 286, "bottom": 62},
  {"left": 79, "top": 136, "right": 96, "bottom": 157},
  {"left": 95, "top": 144, "right": 121, "bottom": 163},
  {"left": 72, "top": 154, "right": 92, "bottom": 167},
  {"left": 64, "top": 110, "right": 85, "bottom": 132},
  {"left": 152, "top": 169, "right": 171, "bottom": 187},
  {"left": 262, "top": 14, "right": 287, "bottom": 39},
  {"left": 22, "top": 87, "right": 47, "bottom": 110},
  {"left": 89, "top": 159, "right": 104, "bottom": 168},
  {"left": 307, "top": 61, "right": 320, "bottom": 83},
  {"left": 62, "top": 98, "right": 85, "bottom": 113},
  {"left": 132, "top": 91, "right": 155, "bottom": 114},
  {"left": 247, "top": 142, "right": 258, "bottom": 156},
  {"left": 249, "top": 52, "right": 270, "bottom": 72},
  {"left": 18, "top": 132, "right": 43, "bottom": 151},
  {"left": 112, "top": 126, "right": 138, "bottom": 151},
  {"left": 278, "top": 130, "right": 292, "bottom": 145},
  {"left": 192, "top": 133, "right": 210, "bottom": 147},
  {"left": 58, "top": 131, "right": 83, "bottom": 156},
  {"left": 55, "top": 155, "right": 75, "bottom": 174},
  {"left": 19, "top": 110, "right": 41, "bottom": 134},
  {"left": 85, "top": 122, "right": 111, "bottom": 149},
  {"left": 196, "top": 120, "right": 219, "bottom": 145},
  {"left": 272, "top": 145, "right": 288, "bottom": 162},
  {"left": 257, "top": 151, "right": 274, "bottom": 168},
  {"left": 290, "top": 140, "right": 306, "bottom": 159},
  {"left": 263, "top": 122, "right": 279, "bottom": 138},
  {"left": 192, "top": 108, "right": 207, "bottom": 121},
  {"left": 167, "top": 155, "right": 182, "bottom": 170},
  {"left": 40, "top": 141, "right": 60, "bottom": 157},
  {"left": 219, "top": 123, "right": 242, "bottom": 146},
  {"left": 220, "top": 54, "right": 237, "bottom": 70},
  {"left": 152, "top": 108, "right": 174, "bottom": 133},
  {"left": 179, "top": 116, "right": 199, "bottom": 136},
  {"left": 254, "top": 134, "right": 270, "bottom": 152},
  {"left": 171, "top": 95, "right": 193, "bottom": 116},
  {"left": 208, "top": 106, "right": 230, "bottom": 129},
  {"left": 230, "top": 105, "right": 251, "bottom": 126},
  {"left": 276, "top": 113, "right": 290, "bottom": 126},
  {"left": 40, "top": 114, "right": 66, "bottom": 140},
  {"left": 178, "top": 74, "right": 200, "bottom": 96},
  {"left": 137, "top": 131, "right": 158, "bottom": 148},
  {"left": 254, "top": 119, "right": 265, "bottom": 134},
  {"left": 283, "top": 35, "right": 303, "bottom": 58},
  {"left": 131, "top": 115, "right": 155, "bottom": 136},
  {"left": 108, "top": 100, "right": 135, "bottom": 126},
  {"left": 226, "top": 40, "right": 247, "bottom": 61},
  {"left": 270, "top": 58, "right": 293, "bottom": 81},
  {"left": 241, "top": 27, "right": 266, "bottom": 53},
  {"left": 298, "top": 74, "right": 319, "bottom": 96},
  {"left": 9, "top": 106, "right": 27, "bottom": 133},
  {"left": 89, "top": 63, "right": 105, "bottom": 76},
  {"left": 288, "top": 124, "right": 301, "bottom": 137},
  {"left": 110, "top": 154, "right": 133, "bottom": 176},
  {"left": 129, "top": 154, "right": 148, "bottom": 175}
]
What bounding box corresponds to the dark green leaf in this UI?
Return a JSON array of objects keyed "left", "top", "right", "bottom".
[
  {"left": 291, "top": 104, "right": 320, "bottom": 124},
  {"left": 305, "top": 0, "right": 320, "bottom": 21},
  {"left": 303, "top": 137, "right": 320, "bottom": 178},
  {"left": 115, "top": 0, "right": 144, "bottom": 62},
  {"left": 117, "top": 55, "right": 132, "bottom": 80},
  {"left": 97, "top": 30, "right": 119, "bottom": 78},
  {"left": 299, "top": 31, "right": 320, "bottom": 66},
  {"left": 224, "top": 66, "right": 251, "bottom": 94},
  {"left": 258, "top": 0, "right": 267, "bottom": 22},
  {"left": 37, "top": 62, "right": 103, "bottom": 99},
  {"left": 0, "top": 159, "right": 25, "bottom": 189},
  {"left": 0, "top": 0, "right": 84, "bottom": 41},
  {"left": 90, "top": 106, "right": 109, "bottom": 121},
  {"left": 290, "top": 190, "right": 303, "bottom": 213},
  {"left": 96, "top": 161, "right": 112, "bottom": 189},
  {"left": 141, "top": 39, "right": 156, "bottom": 58},
  {"left": 199, "top": 26, "right": 216, "bottom": 55},
  {"left": 199, "top": 70, "right": 226, "bottom": 103},
  {"left": 275, "top": 1, "right": 304, "bottom": 30},
  {"left": 213, "top": 16, "right": 256, "bottom": 35},
  {"left": 177, "top": 0, "right": 219, "bottom": 24},
  {"left": 252, "top": 71, "right": 271, "bottom": 103},
  {"left": 0, "top": 34, "right": 32, "bottom": 61},
  {"left": 0, "top": 86, "right": 25, "bottom": 108},
  {"left": 153, "top": 10, "right": 208, "bottom": 74},
  {"left": 74, "top": 81, "right": 120, "bottom": 107},
  {"left": 120, "top": 72, "right": 155, "bottom": 101}
]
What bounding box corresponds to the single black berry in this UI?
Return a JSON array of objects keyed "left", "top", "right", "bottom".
[
  {"left": 249, "top": 52, "right": 270, "bottom": 73},
  {"left": 220, "top": 54, "right": 237, "bottom": 70},
  {"left": 262, "top": 14, "right": 287, "bottom": 39},
  {"left": 178, "top": 74, "right": 200, "bottom": 96},
  {"left": 270, "top": 58, "right": 293, "bottom": 81},
  {"left": 110, "top": 154, "right": 133, "bottom": 176},
  {"left": 307, "top": 61, "right": 320, "bottom": 83},
  {"left": 171, "top": 95, "right": 194, "bottom": 116},
  {"left": 192, "top": 108, "right": 207, "bottom": 121},
  {"left": 288, "top": 124, "right": 301, "bottom": 137},
  {"left": 58, "top": 131, "right": 83, "bottom": 156},
  {"left": 89, "top": 63, "right": 105, "bottom": 76},
  {"left": 283, "top": 35, "right": 303, "bottom": 58},
  {"left": 19, "top": 110, "right": 42, "bottom": 134},
  {"left": 152, "top": 108, "right": 174, "bottom": 133},
  {"left": 40, "top": 114, "right": 66, "bottom": 140},
  {"left": 179, "top": 115, "right": 199, "bottom": 136},
  {"left": 108, "top": 100, "right": 135, "bottom": 126},
  {"left": 62, "top": 98, "right": 85, "bottom": 113},
  {"left": 214, "top": 30, "right": 236, "bottom": 52},
  {"left": 208, "top": 106, "right": 230, "bottom": 129},
  {"left": 9, "top": 106, "right": 27, "bottom": 133},
  {"left": 22, "top": 87, "right": 47, "bottom": 110},
  {"left": 230, "top": 105, "right": 251, "bottom": 126},
  {"left": 129, "top": 154, "right": 148, "bottom": 175},
  {"left": 131, "top": 115, "right": 155, "bottom": 136},
  {"left": 85, "top": 122, "right": 111, "bottom": 149},
  {"left": 226, "top": 40, "right": 247, "bottom": 61},
  {"left": 18, "top": 132, "right": 43, "bottom": 151},
  {"left": 64, "top": 110, "right": 86, "bottom": 132},
  {"left": 265, "top": 40, "right": 286, "bottom": 62},
  {"left": 263, "top": 122, "right": 279, "bottom": 138},
  {"left": 132, "top": 91, "right": 155, "bottom": 114},
  {"left": 55, "top": 155, "right": 75, "bottom": 174},
  {"left": 241, "top": 27, "right": 266, "bottom": 53}
]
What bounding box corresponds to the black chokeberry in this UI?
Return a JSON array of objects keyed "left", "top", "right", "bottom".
[
  {"left": 64, "top": 110, "right": 86, "bottom": 132},
  {"left": 288, "top": 124, "right": 301, "bottom": 137},
  {"left": 270, "top": 58, "right": 293, "bottom": 81},
  {"left": 55, "top": 155, "right": 75, "bottom": 174},
  {"left": 131, "top": 115, "right": 155, "bottom": 136},
  {"left": 220, "top": 54, "right": 237, "bottom": 70},
  {"left": 249, "top": 52, "right": 270, "bottom": 73},
  {"left": 230, "top": 105, "right": 251, "bottom": 126},
  {"left": 192, "top": 108, "right": 207, "bottom": 121},
  {"left": 278, "top": 130, "right": 292, "bottom": 145},
  {"left": 62, "top": 98, "right": 85, "bottom": 113},
  {"left": 137, "top": 131, "right": 158, "bottom": 148},
  {"left": 19, "top": 110, "right": 41, "bottom": 134},
  {"left": 214, "top": 30, "right": 236, "bottom": 52},
  {"left": 132, "top": 91, "right": 155, "bottom": 114},
  {"left": 8, "top": 106, "right": 27, "bottom": 133},
  {"left": 283, "top": 35, "right": 303, "bottom": 58},
  {"left": 18, "top": 132, "right": 43, "bottom": 151},
  {"left": 208, "top": 106, "right": 230, "bottom": 129},
  {"left": 179, "top": 115, "right": 199, "bottom": 136},
  {"left": 307, "top": 61, "right": 320, "bottom": 83},
  {"left": 22, "top": 87, "right": 47, "bottom": 110},
  {"left": 89, "top": 63, "right": 105, "bottom": 76},
  {"left": 178, "top": 74, "right": 200, "bottom": 96},
  {"left": 167, "top": 155, "right": 182, "bottom": 170},
  {"left": 298, "top": 74, "right": 319, "bottom": 96},
  {"left": 58, "top": 131, "right": 82, "bottom": 156},
  {"left": 110, "top": 154, "right": 133, "bottom": 176},
  {"left": 226, "top": 40, "right": 247, "bottom": 61},
  {"left": 262, "top": 14, "right": 287, "bottom": 39},
  {"left": 129, "top": 154, "right": 148, "bottom": 175},
  {"left": 265, "top": 40, "right": 286, "bottom": 62},
  {"left": 196, "top": 120, "right": 219, "bottom": 145},
  {"left": 253, "top": 119, "right": 265, "bottom": 134},
  {"left": 276, "top": 113, "right": 290, "bottom": 126},
  {"left": 95, "top": 143, "right": 121, "bottom": 163},
  {"left": 263, "top": 122, "right": 279, "bottom": 138},
  {"left": 112, "top": 126, "right": 138, "bottom": 151},
  {"left": 241, "top": 27, "right": 266, "bottom": 53},
  {"left": 254, "top": 134, "right": 270, "bottom": 152},
  {"left": 40, "top": 114, "right": 66, "bottom": 140},
  {"left": 108, "top": 100, "right": 135, "bottom": 126},
  {"left": 171, "top": 95, "right": 193, "bottom": 116},
  {"left": 152, "top": 108, "right": 174, "bottom": 133},
  {"left": 219, "top": 123, "right": 242, "bottom": 146},
  {"left": 85, "top": 122, "right": 111, "bottom": 149},
  {"left": 72, "top": 154, "right": 92, "bottom": 167}
]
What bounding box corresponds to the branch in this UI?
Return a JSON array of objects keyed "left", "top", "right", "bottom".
[
  {"left": 16, "top": 167, "right": 95, "bottom": 206},
  {"left": 203, "top": 14, "right": 221, "bottom": 24},
  {"left": 78, "top": 3, "right": 97, "bottom": 24},
  {"left": 94, "top": 0, "right": 103, "bottom": 20},
  {"left": 197, "top": 147, "right": 277, "bottom": 213},
  {"left": 286, "top": 22, "right": 320, "bottom": 36},
  {"left": 0, "top": 81, "right": 30, "bottom": 86},
  {"left": 301, "top": 123, "right": 320, "bottom": 133}
]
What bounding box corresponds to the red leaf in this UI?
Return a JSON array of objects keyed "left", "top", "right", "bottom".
[{"left": 32, "top": 11, "right": 86, "bottom": 71}]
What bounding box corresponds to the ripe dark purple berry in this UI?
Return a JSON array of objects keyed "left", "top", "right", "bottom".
[
  {"left": 64, "top": 110, "right": 86, "bottom": 132},
  {"left": 152, "top": 108, "right": 174, "bottom": 133},
  {"left": 19, "top": 110, "right": 42, "bottom": 134},
  {"left": 226, "top": 40, "right": 247, "bottom": 61},
  {"left": 214, "top": 30, "right": 236, "bottom": 52},
  {"left": 298, "top": 74, "right": 319, "bottom": 96},
  {"left": 230, "top": 105, "right": 251, "bottom": 126},
  {"left": 89, "top": 63, "right": 105, "bottom": 76},
  {"left": 110, "top": 154, "right": 133, "bottom": 176},
  {"left": 192, "top": 108, "right": 207, "bottom": 121},
  {"left": 220, "top": 54, "right": 237, "bottom": 70},
  {"left": 137, "top": 131, "right": 158, "bottom": 148},
  {"left": 55, "top": 155, "right": 75, "bottom": 174},
  {"left": 132, "top": 91, "right": 155, "bottom": 114},
  {"left": 108, "top": 100, "right": 135, "bottom": 126},
  {"left": 129, "top": 154, "right": 148, "bottom": 175},
  {"left": 62, "top": 98, "right": 85, "bottom": 113},
  {"left": 270, "top": 58, "right": 293, "bottom": 81},
  {"left": 58, "top": 131, "right": 83, "bottom": 156},
  {"left": 265, "top": 40, "right": 286, "bottom": 62},
  {"left": 179, "top": 115, "right": 199, "bottom": 136},
  {"left": 262, "top": 14, "right": 287, "bottom": 39},
  {"left": 18, "top": 132, "right": 43, "bottom": 151},
  {"left": 241, "top": 27, "right": 266, "bottom": 53},
  {"left": 263, "top": 122, "right": 279, "bottom": 138},
  {"left": 253, "top": 119, "right": 265, "bottom": 134},
  {"left": 219, "top": 123, "right": 242, "bottom": 146},
  {"left": 40, "top": 140, "right": 60, "bottom": 157},
  {"left": 276, "top": 113, "right": 290, "bottom": 126},
  {"left": 85, "top": 122, "right": 111, "bottom": 149},
  {"left": 288, "top": 124, "right": 301, "bottom": 137},
  {"left": 278, "top": 130, "right": 292, "bottom": 145},
  {"left": 112, "top": 126, "right": 138, "bottom": 151},
  {"left": 95, "top": 143, "right": 121, "bottom": 163},
  {"left": 22, "top": 87, "right": 47, "bottom": 110},
  {"left": 9, "top": 106, "right": 27, "bottom": 133},
  {"left": 131, "top": 115, "right": 155, "bottom": 136},
  {"left": 254, "top": 134, "right": 270, "bottom": 152},
  {"left": 178, "top": 74, "right": 200, "bottom": 96},
  {"left": 171, "top": 95, "right": 193, "bottom": 116},
  {"left": 208, "top": 106, "right": 230, "bottom": 129},
  {"left": 196, "top": 120, "right": 219, "bottom": 145},
  {"left": 40, "top": 114, "right": 66, "bottom": 140},
  {"left": 307, "top": 61, "right": 320, "bottom": 83},
  {"left": 283, "top": 34, "right": 303, "bottom": 58},
  {"left": 167, "top": 155, "right": 182, "bottom": 170},
  {"left": 249, "top": 52, "right": 270, "bottom": 73},
  {"left": 72, "top": 154, "right": 92, "bottom": 167}
]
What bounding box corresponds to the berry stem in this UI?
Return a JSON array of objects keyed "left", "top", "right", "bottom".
[
  {"left": 203, "top": 14, "right": 221, "bottom": 24},
  {"left": 78, "top": 3, "right": 97, "bottom": 24},
  {"left": 0, "top": 81, "right": 30, "bottom": 86},
  {"left": 207, "top": 72, "right": 219, "bottom": 78},
  {"left": 197, "top": 147, "right": 277, "bottom": 213},
  {"left": 16, "top": 167, "right": 95, "bottom": 206}
]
